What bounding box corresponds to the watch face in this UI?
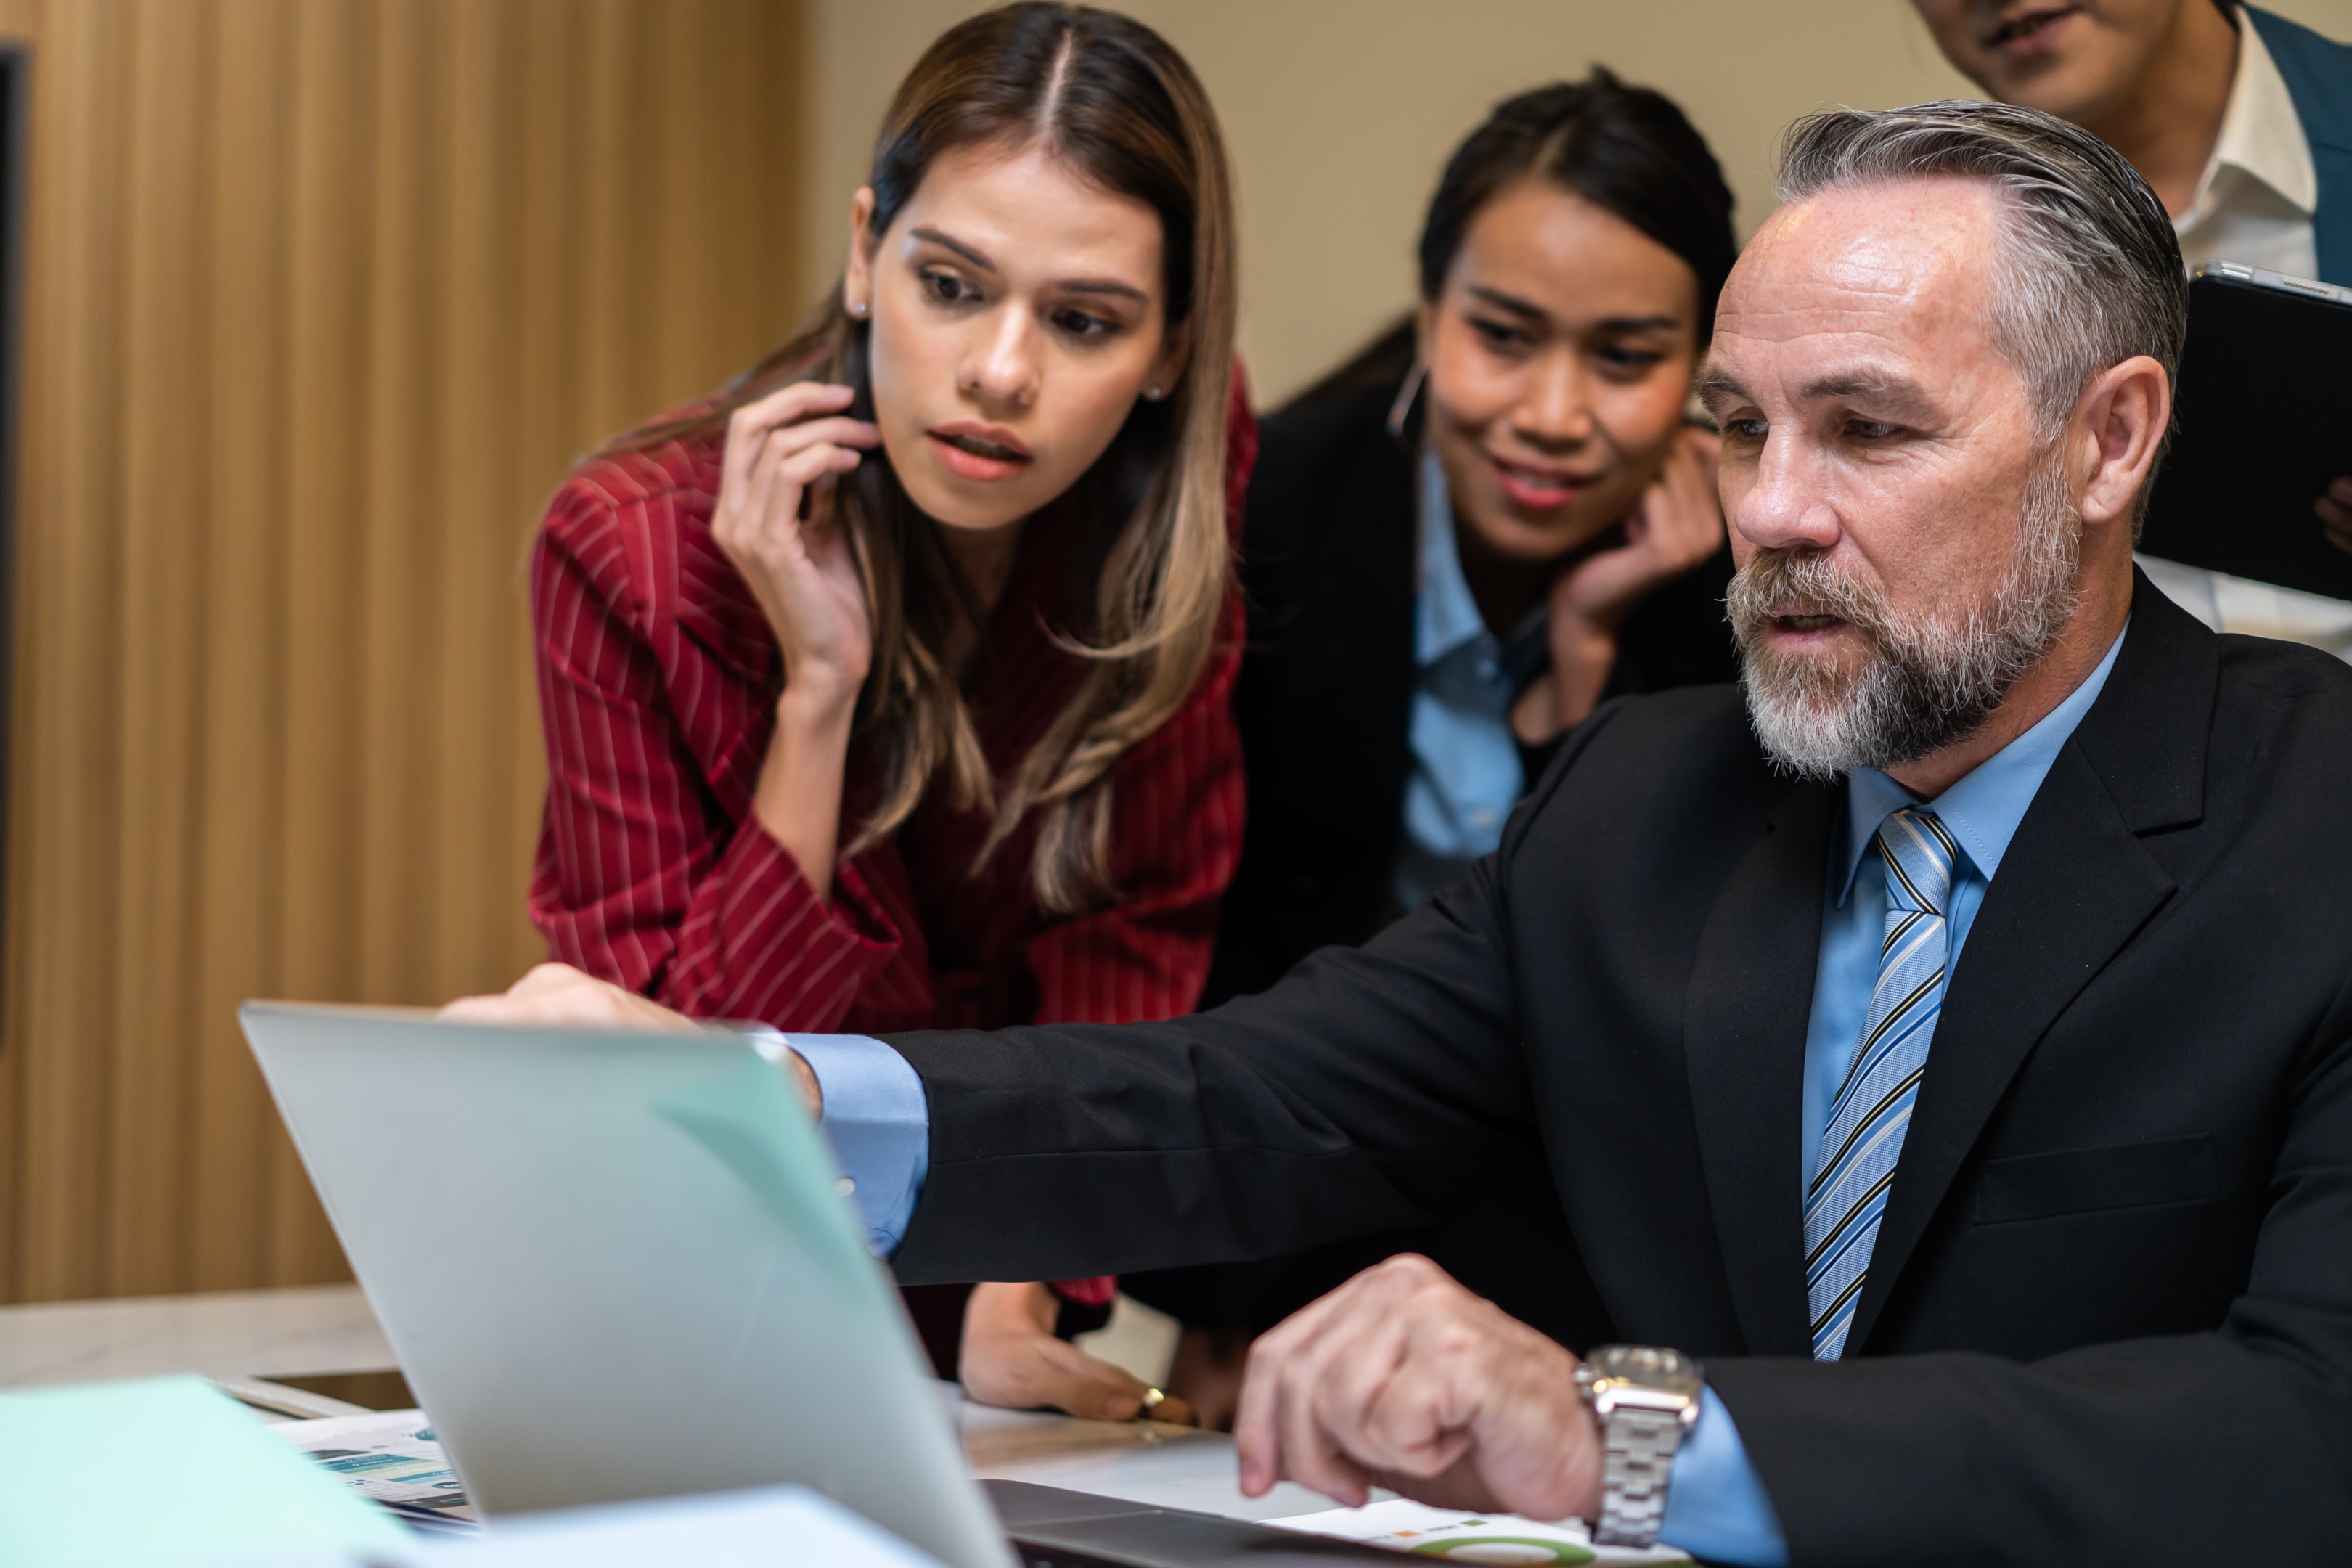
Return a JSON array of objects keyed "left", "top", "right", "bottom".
[{"left": 1585, "top": 1344, "right": 1704, "bottom": 1395}]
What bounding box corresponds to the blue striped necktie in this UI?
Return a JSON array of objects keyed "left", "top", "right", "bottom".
[{"left": 1805, "top": 806, "right": 1959, "bottom": 1360}]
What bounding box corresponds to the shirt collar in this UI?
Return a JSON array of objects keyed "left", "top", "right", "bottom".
[
  {"left": 1416, "top": 447, "right": 1493, "bottom": 668},
  {"left": 2192, "top": 16, "right": 2318, "bottom": 219},
  {"left": 1834, "top": 624, "right": 2128, "bottom": 905}
]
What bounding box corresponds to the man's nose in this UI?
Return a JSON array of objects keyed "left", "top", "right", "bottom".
[
  {"left": 1511, "top": 351, "right": 1596, "bottom": 452},
  {"left": 961, "top": 311, "right": 1041, "bottom": 409},
  {"left": 1730, "top": 431, "right": 1840, "bottom": 553}
]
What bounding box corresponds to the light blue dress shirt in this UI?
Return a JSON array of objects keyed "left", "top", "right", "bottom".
[
  {"left": 1654, "top": 621, "right": 2127, "bottom": 1564},
  {"left": 1395, "top": 449, "right": 1546, "bottom": 913},
  {"left": 791, "top": 608, "right": 2129, "bottom": 1567},
  {"left": 786, "top": 1033, "right": 931, "bottom": 1256},
  {"left": 1798, "top": 626, "right": 2125, "bottom": 1190}
]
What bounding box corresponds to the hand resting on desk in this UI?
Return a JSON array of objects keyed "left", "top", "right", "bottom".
[
  {"left": 1234, "top": 1254, "right": 1601, "bottom": 1521},
  {"left": 438, "top": 962, "right": 1197, "bottom": 1429}
]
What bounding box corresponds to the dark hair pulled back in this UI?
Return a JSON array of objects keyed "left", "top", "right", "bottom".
[
  {"left": 1304, "top": 68, "right": 1735, "bottom": 403},
  {"left": 1421, "top": 68, "right": 1735, "bottom": 328}
]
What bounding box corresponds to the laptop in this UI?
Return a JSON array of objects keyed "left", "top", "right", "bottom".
[{"left": 240, "top": 1003, "right": 1399, "bottom": 1568}]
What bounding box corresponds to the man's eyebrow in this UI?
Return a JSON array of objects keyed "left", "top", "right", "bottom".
[
  {"left": 910, "top": 226, "right": 996, "bottom": 271},
  {"left": 1693, "top": 365, "right": 1748, "bottom": 407},
  {"left": 1798, "top": 370, "right": 1937, "bottom": 415}
]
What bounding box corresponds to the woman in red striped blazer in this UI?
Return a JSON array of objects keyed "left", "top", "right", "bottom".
[{"left": 513, "top": 6, "right": 1244, "bottom": 1423}]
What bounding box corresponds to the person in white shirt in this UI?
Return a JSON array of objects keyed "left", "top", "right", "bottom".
[{"left": 1914, "top": 0, "right": 2352, "bottom": 650}]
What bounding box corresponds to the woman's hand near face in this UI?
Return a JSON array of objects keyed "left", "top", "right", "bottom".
[
  {"left": 960, "top": 1281, "right": 1199, "bottom": 1427},
  {"left": 712, "top": 381, "right": 881, "bottom": 902},
  {"left": 1513, "top": 425, "right": 1723, "bottom": 745},
  {"left": 714, "top": 382, "right": 881, "bottom": 703}
]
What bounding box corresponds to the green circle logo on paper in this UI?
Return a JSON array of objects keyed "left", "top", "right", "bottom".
[{"left": 1407, "top": 1539, "right": 1595, "bottom": 1565}]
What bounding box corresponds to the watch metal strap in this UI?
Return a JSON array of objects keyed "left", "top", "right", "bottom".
[{"left": 1591, "top": 1402, "right": 1684, "bottom": 1548}]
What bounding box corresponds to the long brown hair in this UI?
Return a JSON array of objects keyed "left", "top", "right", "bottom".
[{"left": 609, "top": 4, "right": 1237, "bottom": 913}]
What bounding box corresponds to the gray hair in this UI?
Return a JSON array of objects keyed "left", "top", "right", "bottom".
[{"left": 1776, "top": 101, "right": 2186, "bottom": 455}]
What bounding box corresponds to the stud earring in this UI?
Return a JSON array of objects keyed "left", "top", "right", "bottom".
[
  {"left": 849, "top": 298, "right": 870, "bottom": 318},
  {"left": 1145, "top": 384, "right": 1164, "bottom": 401}
]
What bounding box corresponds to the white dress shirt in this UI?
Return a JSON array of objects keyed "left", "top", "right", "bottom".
[{"left": 2173, "top": 15, "right": 2319, "bottom": 278}]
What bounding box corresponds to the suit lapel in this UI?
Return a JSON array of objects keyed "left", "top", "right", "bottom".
[
  {"left": 1683, "top": 777, "right": 1833, "bottom": 1357},
  {"left": 1847, "top": 575, "right": 2213, "bottom": 1351}
]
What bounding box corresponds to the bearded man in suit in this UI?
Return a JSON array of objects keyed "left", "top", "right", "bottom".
[{"left": 455, "top": 101, "right": 2352, "bottom": 1567}]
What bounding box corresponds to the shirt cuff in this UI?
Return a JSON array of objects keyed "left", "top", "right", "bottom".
[
  {"left": 1659, "top": 1385, "right": 1788, "bottom": 1567},
  {"left": 761, "top": 1031, "right": 929, "bottom": 1257}
]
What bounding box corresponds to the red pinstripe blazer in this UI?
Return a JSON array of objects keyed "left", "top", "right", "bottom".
[{"left": 526, "top": 388, "right": 1255, "bottom": 1056}]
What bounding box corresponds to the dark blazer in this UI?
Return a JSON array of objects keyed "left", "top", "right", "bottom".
[
  {"left": 1201, "top": 377, "right": 1738, "bottom": 1007},
  {"left": 2250, "top": 6, "right": 2352, "bottom": 283},
  {"left": 885, "top": 575, "right": 2352, "bottom": 1565},
  {"left": 1128, "top": 377, "right": 1733, "bottom": 1342}
]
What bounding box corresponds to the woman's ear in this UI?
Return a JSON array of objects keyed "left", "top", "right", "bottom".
[
  {"left": 844, "top": 187, "right": 880, "bottom": 317},
  {"left": 1413, "top": 298, "right": 1437, "bottom": 373},
  {"left": 1145, "top": 319, "right": 1192, "bottom": 403}
]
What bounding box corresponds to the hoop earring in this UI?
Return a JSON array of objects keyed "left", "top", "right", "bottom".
[{"left": 1385, "top": 361, "right": 1429, "bottom": 438}]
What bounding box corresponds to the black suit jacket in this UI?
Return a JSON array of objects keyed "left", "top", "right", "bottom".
[
  {"left": 886, "top": 576, "right": 2352, "bottom": 1565},
  {"left": 1201, "top": 378, "right": 1738, "bottom": 1007}
]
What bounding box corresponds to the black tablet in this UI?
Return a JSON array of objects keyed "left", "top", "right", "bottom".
[{"left": 2137, "top": 264, "right": 2352, "bottom": 600}]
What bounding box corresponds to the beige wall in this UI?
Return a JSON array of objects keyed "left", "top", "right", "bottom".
[
  {"left": 804, "top": 0, "right": 2352, "bottom": 404},
  {"left": 0, "top": 0, "right": 806, "bottom": 1304}
]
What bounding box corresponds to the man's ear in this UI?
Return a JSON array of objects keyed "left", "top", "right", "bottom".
[
  {"left": 2073, "top": 354, "right": 2171, "bottom": 529},
  {"left": 843, "top": 187, "right": 880, "bottom": 316}
]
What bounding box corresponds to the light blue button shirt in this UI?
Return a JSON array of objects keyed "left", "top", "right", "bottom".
[
  {"left": 785, "top": 1032, "right": 930, "bottom": 1255},
  {"left": 1395, "top": 449, "right": 1543, "bottom": 913},
  {"left": 1799, "top": 626, "right": 2126, "bottom": 1189},
  {"left": 1654, "top": 621, "right": 2129, "bottom": 1565},
  {"left": 796, "top": 617, "right": 2130, "bottom": 1568}
]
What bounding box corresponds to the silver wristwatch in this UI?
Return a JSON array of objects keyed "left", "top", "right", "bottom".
[{"left": 1572, "top": 1344, "right": 1704, "bottom": 1548}]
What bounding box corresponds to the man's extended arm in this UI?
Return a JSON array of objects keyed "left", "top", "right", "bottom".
[{"left": 880, "top": 862, "right": 1547, "bottom": 1286}]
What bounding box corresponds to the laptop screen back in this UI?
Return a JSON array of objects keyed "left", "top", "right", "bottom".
[{"left": 240, "top": 1001, "right": 1013, "bottom": 1568}]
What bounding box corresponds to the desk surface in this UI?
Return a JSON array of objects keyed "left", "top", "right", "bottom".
[{"left": 0, "top": 1285, "right": 1331, "bottom": 1523}]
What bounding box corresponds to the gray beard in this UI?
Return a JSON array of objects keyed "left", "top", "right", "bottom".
[{"left": 1726, "top": 456, "right": 2083, "bottom": 782}]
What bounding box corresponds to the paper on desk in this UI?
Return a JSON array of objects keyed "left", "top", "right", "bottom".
[
  {"left": 273, "top": 1417, "right": 945, "bottom": 1566},
  {"left": 0, "top": 1375, "right": 412, "bottom": 1568},
  {"left": 420, "top": 1484, "right": 944, "bottom": 1567},
  {"left": 274, "top": 1408, "right": 475, "bottom": 1531},
  {"left": 1270, "top": 1498, "right": 1689, "bottom": 1564}
]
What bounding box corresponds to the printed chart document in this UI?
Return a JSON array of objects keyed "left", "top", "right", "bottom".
[
  {"left": 276, "top": 1407, "right": 477, "bottom": 1532},
  {"left": 1270, "top": 1498, "right": 1689, "bottom": 1564}
]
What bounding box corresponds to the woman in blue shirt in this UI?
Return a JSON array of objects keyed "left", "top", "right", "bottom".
[{"left": 1126, "top": 70, "right": 1742, "bottom": 1425}]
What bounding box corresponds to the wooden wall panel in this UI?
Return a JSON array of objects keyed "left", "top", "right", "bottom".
[{"left": 0, "top": 0, "right": 807, "bottom": 1303}]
